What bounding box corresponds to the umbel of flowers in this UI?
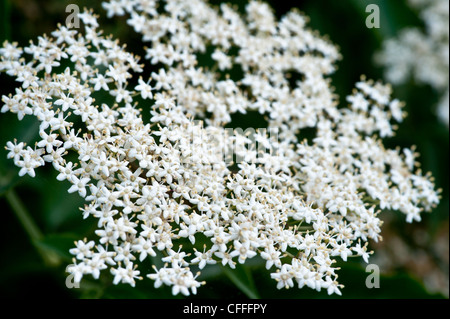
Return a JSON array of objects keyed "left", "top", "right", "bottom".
[{"left": 0, "top": 0, "right": 440, "bottom": 296}]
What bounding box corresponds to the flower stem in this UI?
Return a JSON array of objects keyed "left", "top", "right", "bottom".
[
  {"left": 5, "top": 189, "right": 61, "bottom": 267},
  {"left": 221, "top": 265, "right": 260, "bottom": 299}
]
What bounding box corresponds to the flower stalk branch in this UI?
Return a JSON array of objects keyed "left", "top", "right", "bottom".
[{"left": 5, "top": 189, "right": 61, "bottom": 267}]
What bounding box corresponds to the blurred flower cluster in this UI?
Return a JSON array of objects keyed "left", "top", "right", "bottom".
[
  {"left": 0, "top": 0, "right": 440, "bottom": 296},
  {"left": 375, "top": 0, "right": 449, "bottom": 126}
]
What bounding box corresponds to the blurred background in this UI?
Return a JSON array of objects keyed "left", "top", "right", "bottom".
[{"left": 0, "top": 0, "right": 448, "bottom": 299}]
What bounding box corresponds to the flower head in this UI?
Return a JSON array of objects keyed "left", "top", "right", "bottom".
[{"left": 0, "top": 1, "right": 440, "bottom": 296}]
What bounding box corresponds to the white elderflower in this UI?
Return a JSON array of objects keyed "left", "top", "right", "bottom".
[
  {"left": 0, "top": 41, "right": 23, "bottom": 60},
  {"left": 1, "top": 93, "right": 33, "bottom": 120},
  {"left": 70, "top": 239, "right": 95, "bottom": 260},
  {"left": 271, "top": 264, "right": 295, "bottom": 289},
  {"left": 191, "top": 245, "right": 217, "bottom": 269},
  {"left": 15, "top": 147, "right": 44, "bottom": 178},
  {"left": 5, "top": 140, "right": 25, "bottom": 163},
  {"left": 375, "top": 0, "right": 449, "bottom": 126},
  {"left": 135, "top": 77, "right": 153, "bottom": 99},
  {"left": 230, "top": 240, "right": 258, "bottom": 264},
  {"left": 0, "top": 2, "right": 440, "bottom": 297},
  {"left": 111, "top": 262, "right": 141, "bottom": 287},
  {"left": 211, "top": 49, "right": 232, "bottom": 71},
  {"left": 67, "top": 175, "right": 90, "bottom": 198}
]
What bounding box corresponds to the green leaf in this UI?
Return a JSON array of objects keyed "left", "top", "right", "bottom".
[
  {"left": 0, "top": 0, "right": 11, "bottom": 42},
  {"left": 334, "top": 262, "right": 445, "bottom": 299},
  {"left": 34, "top": 233, "right": 80, "bottom": 262},
  {"left": 0, "top": 169, "right": 18, "bottom": 196},
  {"left": 101, "top": 280, "right": 180, "bottom": 299},
  {"left": 221, "top": 264, "right": 260, "bottom": 299},
  {"left": 41, "top": 180, "right": 86, "bottom": 232}
]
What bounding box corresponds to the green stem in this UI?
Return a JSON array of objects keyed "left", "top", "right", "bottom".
[
  {"left": 5, "top": 189, "right": 61, "bottom": 267},
  {"left": 221, "top": 265, "right": 260, "bottom": 299}
]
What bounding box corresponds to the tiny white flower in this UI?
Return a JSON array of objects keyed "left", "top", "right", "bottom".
[
  {"left": 68, "top": 175, "right": 90, "bottom": 198},
  {"left": 135, "top": 77, "right": 153, "bottom": 99}
]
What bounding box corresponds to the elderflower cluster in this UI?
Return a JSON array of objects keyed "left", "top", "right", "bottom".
[
  {"left": 375, "top": 0, "right": 449, "bottom": 126},
  {"left": 0, "top": 0, "right": 440, "bottom": 296}
]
